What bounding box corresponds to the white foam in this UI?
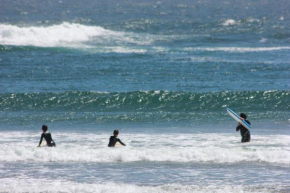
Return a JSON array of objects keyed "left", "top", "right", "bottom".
[
  {"left": 184, "top": 47, "right": 290, "bottom": 53},
  {"left": 222, "top": 19, "right": 237, "bottom": 26},
  {"left": 247, "top": 18, "right": 260, "bottom": 23},
  {"left": 0, "top": 23, "right": 106, "bottom": 47},
  {"left": 101, "top": 46, "right": 147, "bottom": 54},
  {"left": 0, "top": 178, "right": 286, "bottom": 193},
  {"left": 189, "top": 56, "right": 290, "bottom": 64},
  {"left": 222, "top": 18, "right": 259, "bottom": 26},
  {"left": 259, "top": 38, "right": 267, "bottom": 43},
  {"left": 0, "top": 132, "right": 289, "bottom": 164},
  {"left": 0, "top": 23, "right": 153, "bottom": 49}
]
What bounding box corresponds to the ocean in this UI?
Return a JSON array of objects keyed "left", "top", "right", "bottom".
[{"left": 0, "top": 0, "right": 289, "bottom": 192}]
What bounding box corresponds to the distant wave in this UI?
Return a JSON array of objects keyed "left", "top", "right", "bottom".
[
  {"left": 0, "top": 23, "right": 108, "bottom": 47},
  {"left": 184, "top": 47, "right": 290, "bottom": 52},
  {"left": 1, "top": 23, "right": 290, "bottom": 54},
  {"left": 0, "top": 90, "right": 288, "bottom": 125},
  {"left": 222, "top": 18, "right": 260, "bottom": 26},
  {"left": 0, "top": 22, "right": 152, "bottom": 48},
  {"left": 0, "top": 90, "right": 288, "bottom": 112},
  {"left": 222, "top": 19, "right": 237, "bottom": 26}
]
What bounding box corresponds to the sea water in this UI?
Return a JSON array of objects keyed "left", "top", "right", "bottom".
[{"left": 0, "top": 0, "right": 290, "bottom": 192}]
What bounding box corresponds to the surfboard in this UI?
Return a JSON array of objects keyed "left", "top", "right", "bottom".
[
  {"left": 227, "top": 108, "right": 252, "bottom": 130},
  {"left": 40, "top": 140, "right": 47, "bottom": 147},
  {"left": 114, "top": 142, "right": 122, "bottom": 147}
]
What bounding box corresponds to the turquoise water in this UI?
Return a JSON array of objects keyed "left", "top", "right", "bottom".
[{"left": 0, "top": 0, "right": 290, "bottom": 192}]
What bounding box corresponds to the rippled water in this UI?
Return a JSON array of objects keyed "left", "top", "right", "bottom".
[{"left": 0, "top": 0, "right": 289, "bottom": 192}]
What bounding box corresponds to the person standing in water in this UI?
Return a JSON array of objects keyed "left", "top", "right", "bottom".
[
  {"left": 108, "top": 130, "right": 126, "bottom": 147},
  {"left": 37, "top": 125, "right": 56, "bottom": 147},
  {"left": 236, "top": 113, "right": 251, "bottom": 143}
]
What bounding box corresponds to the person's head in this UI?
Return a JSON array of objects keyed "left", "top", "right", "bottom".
[
  {"left": 42, "top": 125, "right": 48, "bottom": 132},
  {"left": 240, "top": 113, "right": 247, "bottom": 120},
  {"left": 113, "top": 129, "right": 119, "bottom": 136}
]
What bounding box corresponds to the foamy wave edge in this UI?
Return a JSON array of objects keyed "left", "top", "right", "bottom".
[
  {"left": 0, "top": 22, "right": 151, "bottom": 50},
  {"left": 0, "top": 179, "right": 288, "bottom": 193},
  {"left": 1, "top": 145, "right": 289, "bottom": 164},
  {"left": 0, "top": 23, "right": 108, "bottom": 47},
  {"left": 184, "top": 47, "right": 290, "bottom": 52}
]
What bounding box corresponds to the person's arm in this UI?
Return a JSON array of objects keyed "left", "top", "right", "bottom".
[
  {"left": 38, "top": 133, "right": 44, "bottom": 147},
  {"left": 236, "top": 124, "right": 241, "bottom": 131},
  {"left": 117, "top": 138, "right": 126, "bottom": 146}
]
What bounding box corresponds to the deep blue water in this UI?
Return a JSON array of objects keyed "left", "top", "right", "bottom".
[{"left": 0, "top": 0, "right": 289, "bottom": 192}]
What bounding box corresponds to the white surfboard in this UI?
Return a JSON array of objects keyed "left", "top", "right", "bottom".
[
  {"left": 40, "top": 140, "right": 47, "bottom": 147},
  {"left": 114, "top": 142, "right": 122, "bottom": 147},
  {"left": 227, "top": 108, "right": 251, "bottom": 130}
]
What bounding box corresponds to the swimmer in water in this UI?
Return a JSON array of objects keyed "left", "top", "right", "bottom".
[
  {"left": 37, "top": 125, "right": 56, "bottom": 147},
  {"left": 108, "top": 130, "right": 126, "bottom": 147}
]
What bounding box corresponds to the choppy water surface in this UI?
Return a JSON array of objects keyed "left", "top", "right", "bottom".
[{"left": 0, "top": 0, "right": 289, "bottom": 192}]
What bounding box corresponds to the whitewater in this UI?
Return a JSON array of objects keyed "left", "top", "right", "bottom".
[
  {"left": 1, "top": 131, "right": 290, "bottom": 193},
  {"left": 1, "top": 23, "right": 290, "bottom": 54},
  {"left": 1, "top": 132, "right": 290, "bottom": 164}
]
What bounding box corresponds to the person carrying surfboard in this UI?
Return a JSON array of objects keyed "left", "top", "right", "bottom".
[
  {"left": 37, "top": 125, "right": 56, "bottom": 147},
  {"left": 108, "top": 130, "right": 126, "bottom": 147},
  {"left": 236, "top": 113, "right": 251, "bottom": 143}
]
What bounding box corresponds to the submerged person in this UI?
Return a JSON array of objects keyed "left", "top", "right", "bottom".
[
  {"left": 37, "top": 125, "right": 56, "bottom": 147},
  {"left": 108, "top": 130, "right": 126, "bottom": 147},
  {"left": 236, "top": 113, "right": 251, "bottom": 143}
]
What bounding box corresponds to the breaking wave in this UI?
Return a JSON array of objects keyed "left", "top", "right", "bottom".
[
  {"left": 0, "top": 90, "right": 288, "bottom": 112},
  {"left": 0, "top": 22, "right": 152, "bottom": 48},
  {"left": 0, "top": 132, "right": 289, "bottom": 164}
]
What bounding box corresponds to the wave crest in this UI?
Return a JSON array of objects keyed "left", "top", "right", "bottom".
[
  {"left": 0, "top": 90, "right": 288, "bottom": 112},
  {"left": 0, "top": 23, "right": 112, "bottom": 47},
  {"left": 0, "top": 23, "right": 152, "bottom": 48}
]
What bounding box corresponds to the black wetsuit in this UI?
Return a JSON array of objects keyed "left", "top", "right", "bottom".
[
  {"left": 108, "top": 136, "right": 125, "bottom": 147},
  {"left": 39, "top": 132, "right": 56, "bottom": 147},
  {"left": 236, "top": 120, "right": 251, "bottom": 143}
]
